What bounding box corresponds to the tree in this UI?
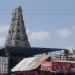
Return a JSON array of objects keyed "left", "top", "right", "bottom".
[
  {"left": 64, "top": 49, "right": 69, "bottom": 60},
  {"left": 72, "top": 48, "right": 75, "bottom": 54}
]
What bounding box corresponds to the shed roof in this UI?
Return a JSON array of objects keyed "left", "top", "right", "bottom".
[
  {"left": 11, "top": 54, "right": 50, "bottom": 72},
  {"left": 0, "top": 47, "right": 65, "bottom": 57}
]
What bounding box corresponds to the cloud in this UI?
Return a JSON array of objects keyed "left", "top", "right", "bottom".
[
  {"left": 0, "top": 25, "right": 9, "bottom": 47},
  {"left": 0, "top": 25, "right": 50, "bottom": 47},
  {"left": 72, "top": 26, "right": 75, "bottom": 29},
  {"left": 57, "top": 29, "right": 72, "bottom": 38},
  {"left": 0, "top": 37, "right": 6, "bottom": 47},
  {"left": 0, "top": 25, "right": 9, "bottom": 33},
  {"left": 29, "top": 31, "right": 49, "bottom": 44},
  {"left": 26, "top": 28, "right": 30, "bottom": 35}
]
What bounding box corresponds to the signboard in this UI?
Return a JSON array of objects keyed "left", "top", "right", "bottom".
[
  {"left": 41, "top": 61, "right": 75, "bottom": 72},
  {"left": 52, "top": 62, "right": 71, "bottom": 72}
]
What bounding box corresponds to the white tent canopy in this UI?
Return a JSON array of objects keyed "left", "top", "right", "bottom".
[{"left": 11, "top": 54, "right": 50, "bottom": 72}]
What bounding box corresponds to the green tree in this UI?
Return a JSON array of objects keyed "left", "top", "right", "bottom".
[{"left": 64, "top": 49, "right": 69, "bottom": 60}]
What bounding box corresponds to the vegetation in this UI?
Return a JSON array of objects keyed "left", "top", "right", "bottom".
[{"left": 64, "top": 49, "right": 69, "bottom": 60}]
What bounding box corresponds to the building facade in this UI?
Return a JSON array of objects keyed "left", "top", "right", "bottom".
[
  {"left": 6, "top": 6, "right": 30, "bottom": 47},
  {"left": 0, "top": 6, "right": 30, "bottom": 75},
  {"left": 0, "top": 6, "right": 65, "bottom": 75}
]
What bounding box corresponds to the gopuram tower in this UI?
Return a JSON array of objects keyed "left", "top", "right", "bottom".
[{"left": 6, "top": 6, "right": 30, "bottom": 47}]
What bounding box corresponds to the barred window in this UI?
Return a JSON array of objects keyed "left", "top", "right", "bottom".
[{"left": 0, "top": 56, "right": 8, "bottom": 74}]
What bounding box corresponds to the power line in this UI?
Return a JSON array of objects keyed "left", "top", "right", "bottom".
[
  {"left": 1, "top": 9, "right": 75, "bottom": 11},
  {"left": 1, "top": 9, "right": 75, "bottom": 15},
  {"left": 1, "top": 8, "right": 75, "bottom": 11},
  {"left": 0, "top": 12, "right": 75, "bottom": 15}
]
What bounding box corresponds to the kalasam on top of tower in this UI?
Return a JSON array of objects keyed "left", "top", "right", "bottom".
[{"left": 6, "top": 6, "right": 30, "bottom": 47}]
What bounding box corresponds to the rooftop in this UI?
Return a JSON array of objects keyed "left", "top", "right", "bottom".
[{"left": 0, "top": 46, "right": 66, "bottom": 57}]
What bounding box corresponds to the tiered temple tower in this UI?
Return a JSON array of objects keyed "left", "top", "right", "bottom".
[{"left": 6, "top": 6, "right": 30, "bottom": 47}]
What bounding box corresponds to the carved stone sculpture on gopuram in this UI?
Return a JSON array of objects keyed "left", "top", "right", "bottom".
[{"left": 6, "top": 6, "right": 30, "bottom": 47}]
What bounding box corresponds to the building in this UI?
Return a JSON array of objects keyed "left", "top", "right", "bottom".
[
  {"left": 0, "top": 46, "right": 64, "bottom": 75},
  {"left": 11, "top": 55, "right": 75, "bottom": 75},
  {"left": 0, "top": 6, "right": 30, "bottom": 75},
  {"left": 41, "top": 61, "right": 75, "bottom": 75},
  {"left": 6, "top": 6, "right": 30, "bottom": 47},
  {"left": 11, "top": 54, "right": 50, "bottom": 75},
  {"left": 0, "top": 6, "right": 66, "bottom": 75}
]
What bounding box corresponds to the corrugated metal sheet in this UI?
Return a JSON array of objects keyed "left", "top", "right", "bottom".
[{"left": 11, "top": 54, "right": 50, "bottom": 72}]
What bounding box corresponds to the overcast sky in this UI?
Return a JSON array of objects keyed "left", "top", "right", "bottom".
[{"left": 0, "top": 0, "right": 75, "bottom": 49}]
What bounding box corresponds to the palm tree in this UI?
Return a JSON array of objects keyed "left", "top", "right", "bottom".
[{"left": 64, "top": 49, "right": 69, "bottom": 60}]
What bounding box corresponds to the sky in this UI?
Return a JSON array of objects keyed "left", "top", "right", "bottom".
[{"left": 0, "top": 0, "right": 75, "bottom": 49}]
